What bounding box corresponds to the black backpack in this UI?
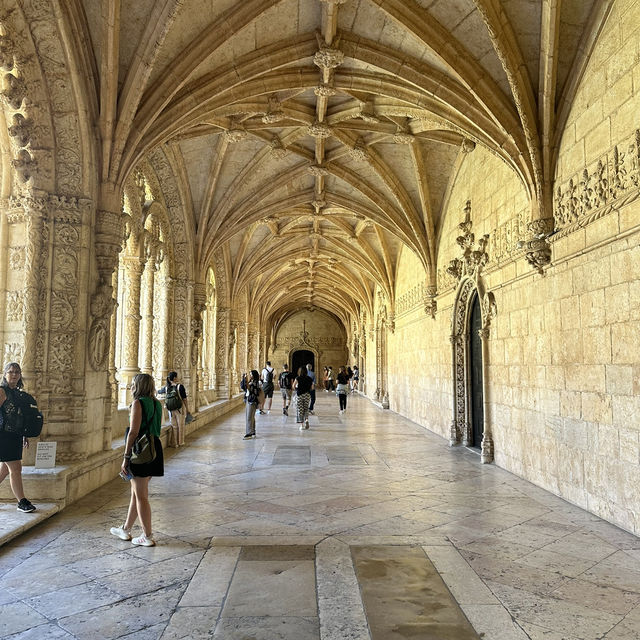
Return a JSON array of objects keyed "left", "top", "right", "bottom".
[
  {"left": 279, "top": 371, "right": 292, "bottom": 389},
  {"left": 264, "top": 369, "right": 273, "bottom": 385},
  {"left": 1, "top": 387, "right": 44, "bottom": 438},
  {"left": 165, "top": 384, "right": 183, "bottom": 411}
]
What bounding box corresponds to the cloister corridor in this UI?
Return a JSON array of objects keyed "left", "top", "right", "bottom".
[{"left": 2, "top": 393, "right": 640, "bottom": 640}]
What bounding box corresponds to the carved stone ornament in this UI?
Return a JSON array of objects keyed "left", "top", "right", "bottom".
[
  {"left": 308, "top": 164, "right": 329, "bottom": 177},
  {"left": 516, "top": 217, "right": 554, "bottom": 275},
  {"left": 262, "top": 98, "right": 286, "bottom": 124},
  {"left": 393, "top": 131, "right": 415, "bottom": 145},
  {"left": 314, "top": 83, "right": 337, "bottom": 97},
  {"left": 424, "top": 284, "right": 437, "bottom": 319},
  {"left": 225, "top": 127, "right": 248, "bottom": 143},
  {"left": 307, "top": 121, "right": 332, "bottom": 139},
  {"left": 313, "top": 46, "right": 344, "bottom": 70},
  {"left": 349, "top": 139, "right": 368, "bottom": 162},
  {"left": 461, "top": 138, "right": 476, "bottom": 153},
  {"left": 269, "top": 135, "right": 288, "bottom": 159},
  {"left": 11, "top": 149, "right": 35, "bottom": 182},
  {"left": 8, "top": 113, "right": 32, "bottom": 147},
  {"left": 1, "top": 72, "right": 26, "bottom": 109},
  {"left": 0, "top": 34, "right": 14, "bottom": 71},
  {"left": 446, "top": 200, "right": 490, "bottom": 282}
]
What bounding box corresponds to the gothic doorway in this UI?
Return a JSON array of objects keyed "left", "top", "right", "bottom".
[
  {"left": 469, "top": 295, "right": 484, "bottom": 448},
  {"left": 292, "top": 349, "right": 314, "bottom": 376}
]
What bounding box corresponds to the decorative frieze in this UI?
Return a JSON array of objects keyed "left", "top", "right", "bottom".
[{"left": 553, "top": 128, "right": 640, "bottom": 236}]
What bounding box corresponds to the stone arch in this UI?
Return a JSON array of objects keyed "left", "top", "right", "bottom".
[{"left": 449, "top": 274, "right": 496, "bottom": 463}]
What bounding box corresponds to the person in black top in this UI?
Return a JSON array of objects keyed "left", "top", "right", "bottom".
[
  {"left": 292, "top": 367, "right": 313, "bottom": 430},
  {"left": 336, "top": 366, "right": 350, "bottom": 413},
  {"left": 278, "top": 364, "right": 294, "bottom": 416},
  {"left": 0, "top": 363, "right": 36, "bottom": 513},
  {"left": 244, "top": 370, "right": 262, "bottom": 439}
]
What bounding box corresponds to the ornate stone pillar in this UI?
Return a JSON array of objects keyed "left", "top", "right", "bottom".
[
  {"left": 18, "top": 196, "right": 47, "bottom": 386},
  {"left": 449, "top": 335, "right": 461, "bottom": 446},
  {"left": 215, "top": 306, "right": 230, "bottom": 399},
  {"left": 479, "top": 327, "right": 494, "bottom": 464},
  {"left": 160, "top": 275, "right": 175, "bottom": 382},
  {"left": 119, "top": 256, "right": 145, "bottom": 404},
  {"left": 192, "top": 282, "right": 207, "bottom": 408},
  {"left": 140, "top": 261, "right": 156, "bottom": 375}
]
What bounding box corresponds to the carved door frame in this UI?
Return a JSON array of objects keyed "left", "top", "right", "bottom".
[{"left": 450, "top": 275, "right": 494, "bottom": 463}]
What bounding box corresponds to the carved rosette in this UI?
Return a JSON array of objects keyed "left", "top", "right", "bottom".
[
  {"left": 307, "top": 121, "right": 332, "bottom": 139},
  {"left": 308, "top": 165, "right": 329, "bottom": 177},
  {"left": 314, "top": 84, "right": 337, "bottom": 97},
  {"left": 313, "top": 46, "right": 344, "bottom": 70}
]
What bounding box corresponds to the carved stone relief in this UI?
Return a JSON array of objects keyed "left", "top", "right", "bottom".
[{"left": 448, "top": 201, "right": 496, "bottom": 462}]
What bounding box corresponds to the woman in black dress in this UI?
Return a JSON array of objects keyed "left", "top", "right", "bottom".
[
  {"left": 110, "top": 373, "right": 163, "bottom": 546},
  {"left": 0, "top": 363, "right": 35, "bottom": 513}
]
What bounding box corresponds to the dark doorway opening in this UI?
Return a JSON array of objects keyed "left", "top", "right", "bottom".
[
  {"left": 292, "top": 350, "right": 314, "bottom": 377},
  {"left": 469, "top": 295, "right": 484, "bottom": 448}
]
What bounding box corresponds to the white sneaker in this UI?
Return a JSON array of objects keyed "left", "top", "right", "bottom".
[
  {"left": 132, "top": 534, "right": 155, "bottom": 547},
  {"left": 110, "top": 525, "right": 132, "bottom": 541}
]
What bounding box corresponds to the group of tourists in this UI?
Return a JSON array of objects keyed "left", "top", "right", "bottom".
[
  {"left": 322, "top": 365, "right": 359, "bottom": 394},
  {"left": 241, "top": 361, "right": 360, "bottom": 437},
  {"left": 2, "top": 356, "right": 359, "bottom": 548}
]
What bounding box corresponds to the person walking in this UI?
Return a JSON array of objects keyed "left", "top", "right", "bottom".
[
  {"left": 322, "top": 366, "right": 329, "bottom": 391},
  {"left": 351, "top": 365, "right": 359, "bottom": 392},
  {"left": 306, "top": 363, "right": 317, "bottom": 414},
  {"left": 336, "top": 366, "right": 350, "bottom": 413},
  {"left": 0, "top": 363, "right": 36, "bottom": 513},
  {"left": 292, "top": 367, "right": 313, "bottom": 430},
  {"left": 244, "top": 370, "right": 262, "bottom": 439},
  {"left": 259, "top": 361, "right": 275, "bottom": 414},
  {"left": 278, "top": 363, "right": 294, "bottom": 416},
  {"left": 326, "top": 366, "right": 335, "bottom": 391},
  {"left": 158, "top": 371, "right": 191, "bottom": 447},
  {"left": 111, "top": 373, "right": 163, "bottom": 547}
]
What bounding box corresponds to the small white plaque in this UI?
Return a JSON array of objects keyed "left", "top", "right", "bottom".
[{"left": 35, "top": 441, "right": 57, "bottom": 469}]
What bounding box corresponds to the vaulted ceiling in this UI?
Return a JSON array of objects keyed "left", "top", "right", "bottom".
[{"left": 74, "top": 0, "right": 608, "bottom": 328}]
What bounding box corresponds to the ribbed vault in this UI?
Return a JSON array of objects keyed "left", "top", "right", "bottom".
[{"left": 68, "top": 0, "right": 609, "bottom": 336}]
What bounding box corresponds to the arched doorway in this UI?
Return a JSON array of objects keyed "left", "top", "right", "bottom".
[
  {"left": 292, "top": 349, "right": 314, "bottom": 376},
  {"left": 469, "top": 295, "right": 484, "bottom": 448}
]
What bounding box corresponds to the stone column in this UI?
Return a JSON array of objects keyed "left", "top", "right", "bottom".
[
  {"left": 159, "top": 274, "right": 174, "bottom": 382},
  {"left": 140, "top": 261, "right": 156, "bottom": 375},
  {"left": 19, "top": 196, "right": 47, "bottom": 386},
  {"left": 119, "top": 256, "right": 145, "bottom": 404},
  {"left": 479, "top": 327, "right": 494, "bottom": 463},
  {"left": 449, "top": 335, "right": 461, "bottom": 446},
  {"left": 94, "top": 206, "right": 127, "bottom": 447},
  {"left": 192, "top": 282, "right": 207, "bottom": 409},
  {"left": 215, "top": 306, "right": 230, "bottom": 399}
]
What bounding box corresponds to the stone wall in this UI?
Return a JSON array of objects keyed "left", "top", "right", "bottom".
[{"left": 384, "top": 3, "right": 640, "bottom": 532}]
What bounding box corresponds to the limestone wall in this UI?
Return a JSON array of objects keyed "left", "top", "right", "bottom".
[{"left": 388, "top": 76, "right": 640, "bottom": 534}]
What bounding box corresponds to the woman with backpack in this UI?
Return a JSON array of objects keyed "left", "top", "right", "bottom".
[
  {"left": 159, "top": 371, "right": 190, "bottom": 448},
  {"left": 0, "top": 362, "right": 36, "bottom": 513}
]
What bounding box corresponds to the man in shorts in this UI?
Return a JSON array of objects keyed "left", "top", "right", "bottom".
[
  {"left": 260, "top": 361, "right": 275, "bottom": 414},
  {"left": 278, "top": 363, "right": 294, "bottom": 415}
]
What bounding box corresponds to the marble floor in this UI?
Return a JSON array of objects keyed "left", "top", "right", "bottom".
[{"left": 1, "top": 393, "right": 639, "bottom": 639}]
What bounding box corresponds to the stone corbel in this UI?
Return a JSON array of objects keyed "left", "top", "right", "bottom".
[
  {"left": 424, "top": 285, "right": 437, "bottom": 319},
  {"left": 516, "top": 217, "right": 554, "bottom": 275}
]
